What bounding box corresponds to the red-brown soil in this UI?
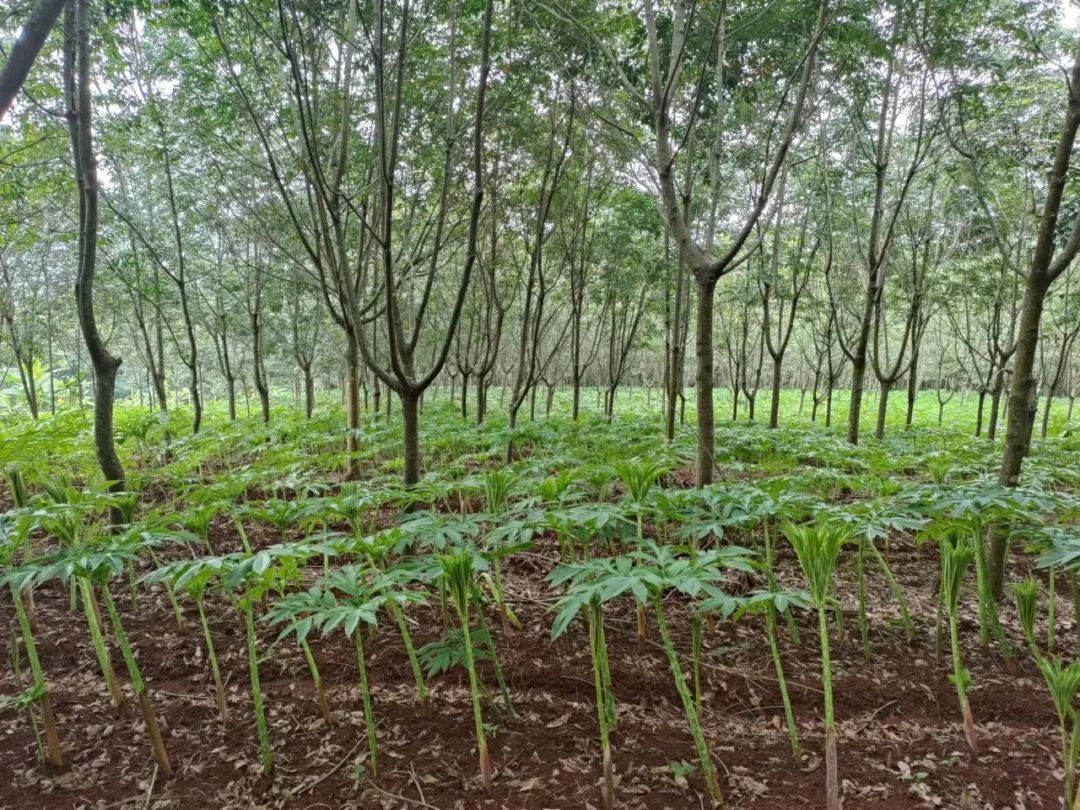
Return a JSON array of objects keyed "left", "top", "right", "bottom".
[{"left": 0, "top": 528, "right": 1066, "bottom": 809}]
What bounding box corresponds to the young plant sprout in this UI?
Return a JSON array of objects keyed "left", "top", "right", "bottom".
[
  {"left": 479, "top": 468, "right": 520, "bottom": 632},
  {"left": 784, "top": 520, "right": 848, "bottom": 810},
  {"left": 613, "top": 459, "right": 665, "bottom": 641},
  {"left": 939, "top": 533, "right": 978, "bottom": 753},
  {"left": 1037, "top": 657, "right": 1080, "bottom": 808},
  {"left": 441, "top": 550, "right": 493, "bottom": 789},
  {"left": 1012, "top": 579, "right": 1040, "bottom": 660}
]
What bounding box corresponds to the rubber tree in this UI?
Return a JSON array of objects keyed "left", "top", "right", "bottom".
[
  {"left": 992, "top": 35, "right": 1080, "bottom": 597},
  {"left": 0, "top": 0, "right": 68, "bottom": 120},
  {"left": 64, "top": 0, "right": 125, "bottom": 503},
  {"left": 643, "top": 0, "right": 829, "bottom": 484},
  {"left": 356, "top": 0, "right": 495, "bottom": 486}
]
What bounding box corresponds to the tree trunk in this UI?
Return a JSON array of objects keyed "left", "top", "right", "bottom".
[
  {"left": 401, "top": 391, "right": 421, "bottom": 487},
  {"left": 991, "top": 274, "right": 1051, "bottom": 597},
  {"left": 65, "top": 0, "right": 124, "bottom": 506},
  {"left": 303, "top": 365, "right": 315, "bottom": 419},
  {"left": 694, "top": 274, "right": 717, "bottom": 487},
  {"left": 346, "top": 338, "right": 361, "bottom": 472},
  {"left": 987, "top": 373, "right": 1005, "bottom": 442},
  {"left": 905, "top": 352, "right": 920, "bottom": 427},
  {"left": 875, "top": 381, "right": 890, "bottom": 440},
  {"left": 991, "top": 37, "right": 1080, "bottom": 599},
  {"left": 226, "top": 374, "right": 236, "bottom": 421},
  {"left": 769, "top": 357, "right": 782, "bottom": 428},
  {"left": 848, "top": 358, "right": 867, "bottom": 444}
]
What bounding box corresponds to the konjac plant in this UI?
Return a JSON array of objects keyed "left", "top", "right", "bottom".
[{"left": 784, "top": 520, "right": 848, "bottom": 810}]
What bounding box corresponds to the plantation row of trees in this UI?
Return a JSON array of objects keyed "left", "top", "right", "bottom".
[{"left": 2, "top": 0, "right": 1080, "bottom": 575}]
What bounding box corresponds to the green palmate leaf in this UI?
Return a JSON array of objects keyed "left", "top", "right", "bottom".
[{"left": 783, "top": 521, "right": 849, "bottom": 605}]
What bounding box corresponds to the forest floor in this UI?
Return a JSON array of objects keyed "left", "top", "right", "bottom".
[{"left": 0, "top": 511, "right": 1065, "bottom": 810}]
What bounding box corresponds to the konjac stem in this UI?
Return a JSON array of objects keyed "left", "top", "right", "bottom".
[
  {"left": 857, "top": 538, "right": 869, "bottom": 659},
  {"left": 947, "top": 599, "right": 977, "bottom": 753},
  {"left": 353, "top": 629, "right": 379, "bottom": 779},
  {"left": 867, "top": 542, "right": 913, "bottom": 638},
  {"left": 653, "top": 598, "right": 724, "bottom": 809},
  {"left": 817, "top": 603, "right": 838, "bottom": 810},
  {"left": 766, "top": 605, "right": 799, "bottom": 759},
  {"left": 13, "top": 585, "right": 63, "bottom": 766},
  {"left": 1047, "top": 567, "right": 1057, "bottom": 653},
  {"left": 692, "top": 613, "right": 704, "bottom": 715},
  {"left": 388, "top": 600, "right": 429, "bottom": 711},
  {"left": 972, "top": 521, "right": 992, "bottom": 647},
  {"left": 456, "top": 600, "right": 492, "bottom": 788},
  {"left": 300, "top": 638, "right": 333, "bottom": 725},
  {"left": 589, "top": 602, "right": 614, "bottom": 810},
  {"left": 100, "top": 586, "right": 172, "bottom": 778},
  {"left": 764, "top": 522, "right": 800, "bottom": 643},
  {"left": 196, "top": 596, "right": 228, "bottom": 725},
  {"left": 473, "top": 593, "right": 513, "bottom": 716},
  {"left": 243, "top": 598, "right": 273, "bottom": 774},
  {"left": 78, "top": 577, "right": 125, "bottom": 712}
]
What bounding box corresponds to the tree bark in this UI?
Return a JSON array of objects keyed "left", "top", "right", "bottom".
[
  {"left": 991, "top": 36, "right": 1080, "bottom": 599},
  {"left": 64, "top": 0, "right": 124, "bottom": 501},
  {"left": 694, "top": 273, "right": 717, "bottom": 486},
  {"left": 0, "top": 0, "right": 68, "bottom": 120}
]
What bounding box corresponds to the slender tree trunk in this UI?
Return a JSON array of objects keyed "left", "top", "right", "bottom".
[
  {"left": 769, "top": 357, "right": 783, "bottom": 428},
  {"left": 875, "top": 381, "right": 890, "bottom": 440},
  {"left": 848, "top": 357, "right": 867, "bottom": 444},
  {"left": 346, "top": 336, "right": 361, "bottom": 472},
  {"left": 303, "top": 365, "right": 315, "bottom": 419},
  {"left": 401, "top": 391, "right": 421, "bottom": 487},
  {"left": 65, "top": 0, "right": 124, "bottom": 505},
  {"left": 988, "top": 372, "right": 1005, "bottom": 441},
  {"left": 905, "top": 352, "right": 920, "bottom": 427},
  {"left": 695, "top": 274, "right": 717, "bottom": 486},
  {"left": 991, "top": 38, "right": 1080, "bottom": 599}
]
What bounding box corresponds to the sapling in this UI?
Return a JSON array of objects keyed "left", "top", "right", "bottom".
[
  {"left": 785, "top": 521, "right": 848, "bottom": 810},
  {"left": 441, "top": 551, "right": 493, "bottom": 788},
  {"left": 939, "top": 535, "right": 978, "bottom": 753}
]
